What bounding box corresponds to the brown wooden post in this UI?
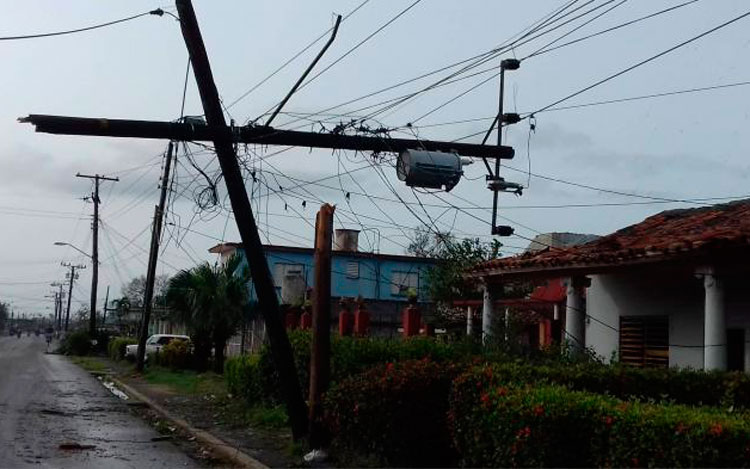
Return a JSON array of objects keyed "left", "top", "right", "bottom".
[{"left": 309, "top": 204, "right": 334, "bottom": 448}]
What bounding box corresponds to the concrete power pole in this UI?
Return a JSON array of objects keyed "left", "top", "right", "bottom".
[
  {"left": 62, "top": 263, "right": 85, "bottom": 332},
  {"left": 76, "top": 173, "right": 118, "bottom": 336},
  {"left": 136, "top": 141, "right": 174, "bottom": 372}
]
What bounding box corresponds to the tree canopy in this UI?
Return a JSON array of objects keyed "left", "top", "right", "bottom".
[{"left": 166, "top": 255, "right": 249, "bottom": 373}]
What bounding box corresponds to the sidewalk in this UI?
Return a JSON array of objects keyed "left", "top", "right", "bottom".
[{"left": 70, "top": 356, "right": 301, "bottom": 468}]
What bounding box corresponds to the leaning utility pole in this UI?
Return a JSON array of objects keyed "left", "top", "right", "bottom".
[
  {"left": 61, "top": 263, "right": 85, "bottom": 332},
  {"left": 174, "top": 0, "right": 309, "bottom": 438},
  {"left": 76, "top": 173, "right": 118, "bottom": 336},
  {"left": 308, "top": 204, "right": 334, "bottom": 448},
  {"left": 136, "top": 141, "right": 174, "bottom": 372}
]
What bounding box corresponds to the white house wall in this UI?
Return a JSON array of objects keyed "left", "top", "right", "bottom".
[{"left": 585, "top": 270, "right": 704, "bottom": 368}]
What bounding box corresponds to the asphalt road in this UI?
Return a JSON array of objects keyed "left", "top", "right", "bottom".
[{"left": 0, "top": 334, "right": 201, "bottom": 468}]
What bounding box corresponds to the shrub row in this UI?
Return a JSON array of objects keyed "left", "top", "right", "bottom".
[
  {"left": 58, "top": 330, "right": 92, "bottom": 356},
  {"left": 487, "top": 361, "right": 750, "bottom": 409},
  {"left": 156, "top": 339, "right": 192, "bottom": 369},
  {"left": 108, "top": 336, "right": 137, "bottom": 361},
  {"left": 450, "top": 365, "right": 750, "bottom": 467},
  {"left": 225, "top": 331, "right": 477, "bottom": 405},
  {"left": 324, "top": 359, "right": 461, "bottom": 467}
]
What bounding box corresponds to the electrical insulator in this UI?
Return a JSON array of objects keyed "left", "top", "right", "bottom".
[
  {"left": 501, "top": 58, "right": 521, "bottom": 70},
  {"left": 492, "top": 225, "right": 514, "bottom": 236}
]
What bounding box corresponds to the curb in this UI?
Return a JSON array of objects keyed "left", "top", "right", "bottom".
[{"left": 111, "top": 377, "right": 269, "bottom": 469}]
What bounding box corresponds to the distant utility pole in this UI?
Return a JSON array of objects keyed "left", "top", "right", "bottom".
[
  {"left": 51, "top": 282, "right": 65, "bottom": 331},
  {"left": 61, "top": 263, "right": 85, "bottom": 332},
  {"left": 102, "top": 285, "right": 109, "bottom": 327},
  {"left": 136, "top": 141, "right": 174, "bottom": 372},
  {"left": 309, "top": 204, "right": 334, "bottom": 448},
  {"left": 76, "top": 173, "right": 118, "bottom": 336}
]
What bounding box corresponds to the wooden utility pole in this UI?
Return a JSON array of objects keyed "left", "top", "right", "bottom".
[
  {"left": 50, "top": 281, "right": 64, "bottom": 330},
  {"left": 309, "top": 204, "right": 334, "bottom": 448},
  {"left": 22, "top": 115, "right": 514, "bottom": 160},
  {"left": 102, "top": 285, "right": 110, "bottom": 327},
  {"left": 174, "top": 0, "right": 309, "bottom": 439},
  {"left": 61, "top": 263, "right": 85, "bottom": 332},
  {"left": 136, "top": 141, "right": 174, "bottom": 372},
  {"left": 76, "top": 173, "right": 118, "bottom": 336}
]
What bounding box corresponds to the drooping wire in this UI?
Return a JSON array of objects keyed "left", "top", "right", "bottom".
[{"left": 0, "top": 8, "right": 168, "bottom": 41}]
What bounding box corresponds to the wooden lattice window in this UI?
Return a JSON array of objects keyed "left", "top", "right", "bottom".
[{"left": 619, "top": 316, "right": 669, "bottom": 368}]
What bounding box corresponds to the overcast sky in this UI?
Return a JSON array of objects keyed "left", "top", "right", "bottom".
[{"left": 1, "top": 0, "right": 749, "bottom": 317}]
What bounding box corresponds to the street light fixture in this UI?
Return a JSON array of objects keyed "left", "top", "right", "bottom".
[{"left": 53, "top": 241, "right": 93, "bottom": 260}]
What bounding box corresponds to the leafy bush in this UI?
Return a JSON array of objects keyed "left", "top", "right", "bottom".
[
  {"left": 225, "top": 354, "right": 264, "bottom": 403},
  {"left": 251, "top": 330, "right": 475, "bottom": 404},
  {"left": 325, "top": 359, "right": 462, "bottom": 467},
  {"left": 449, "top": 366, "right": 750, "bottom": 467},
  {"left": 158, "top": 339, "right": 192, "bottom": 369},
  {"left": 484, "top": 361, "right": 750, "bottom": 408},
  {"left": 58, "top": 330, "right": 92, "bottom": 356},
  {"left": 108, "top": 336, "right": 137, "bottom": 361}
]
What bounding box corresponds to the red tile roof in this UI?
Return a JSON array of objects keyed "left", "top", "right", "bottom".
[{"left": 473, "top": 199, "right": 750, "bottom": 276}]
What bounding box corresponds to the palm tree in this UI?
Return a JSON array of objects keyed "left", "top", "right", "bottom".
[{"left": 166, "top": 254, "right": 249, "bottom": 373}]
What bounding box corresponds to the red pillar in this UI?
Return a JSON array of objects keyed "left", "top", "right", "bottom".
[
  {"left": 300, "top": 310, "right": 312, "bottom": 330},
  {"left": 403, "top": 304, "right": 421, "bottom": 337},
  {"left": 338, "top": 309, "right": 353, "bottom": 336},
  {"left": 353, "top": 303, "right": 369, "bottom": 337},
  {"left": 285, "top": 310, "right": 298, "bottom": 330}
]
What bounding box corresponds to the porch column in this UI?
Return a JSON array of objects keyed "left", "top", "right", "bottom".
[
  {"left": 565, "top": 277, "right": 588, "bottom": 351},
  {"left": 466, "top": 305, "right": 474, "bottom": 337},
  {"left": 702, "top": 268, "right": 727, "bottom": 371},
  {"left": 482, "top": 281, "right": 494, "bottom": 343}
]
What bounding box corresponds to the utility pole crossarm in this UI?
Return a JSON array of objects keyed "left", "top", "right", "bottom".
[{"left": 20, "top": 115, "right": 515, "bottom": 160}]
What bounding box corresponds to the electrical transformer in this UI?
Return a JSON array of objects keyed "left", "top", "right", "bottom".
[{"left": 396, "top": 149, "right": 470, "bottom": 192}]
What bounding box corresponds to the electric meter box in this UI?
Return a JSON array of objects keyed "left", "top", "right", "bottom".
[{"left": 396, "top": 149, "right": 463, "bottom": 192}]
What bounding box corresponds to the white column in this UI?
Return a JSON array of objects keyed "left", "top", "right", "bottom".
[
  {"left": 565, "top": 277, "right": 586, "bottom": 351},
  {"left": 703, "top": 269, "right": 727, "bottom": 371},
  {"left": 553, "top": 303, "right": 560, "bottom": 321},
  {"left": 482, "top": 282, "right": 494, "bottom": 343},
  {"left": 466, "top": 305, "right": 474, "bottom": 337}
]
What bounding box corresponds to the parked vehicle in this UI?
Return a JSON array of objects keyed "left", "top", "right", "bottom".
[{"left": 124, "top": 334, "right": 191, "bottom": 360}]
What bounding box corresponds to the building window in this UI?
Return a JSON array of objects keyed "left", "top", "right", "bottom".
[
  {"left": 391, "top": 271, "right": 418, "bottom": 296},
  {"left": 346, "top": 261, "right": 359, "bottom": 279},
  {"left": 619, "top": 315, "right": 669, "bottom": 368}
]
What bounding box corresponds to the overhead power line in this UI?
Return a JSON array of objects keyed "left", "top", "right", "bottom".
[
  {"left": 0, "top": 8, "right": 166, "bottom": 41},
  {"left": 525, "top": 7, "right": 750, "bottom": 118},
  {"left": 258, "top": 0, "right": 423, "bottom": 121},
  {"left": 227, "top": 0, "right": 371, "bottom": 111}
]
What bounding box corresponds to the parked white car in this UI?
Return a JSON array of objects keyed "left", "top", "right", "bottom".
[{"left": 125, "top": 334, "right": 191, "bottom": 359}]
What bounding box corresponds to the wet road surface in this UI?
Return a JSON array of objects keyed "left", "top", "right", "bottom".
[{"left": 0, "top": 335, "right": 201, "bottom": 468}]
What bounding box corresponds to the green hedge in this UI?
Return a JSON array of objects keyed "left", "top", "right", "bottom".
[
  {"left": 108, "top": 336, "right": 137, "bottom": 361},
  {"left": 225, "top": 331, "right": 477, "bottom": 405},
  {"left": 58, "top": 330, "right": 92, "bottom": 356},
  {"left": 324, "top": 359, "right": 462, "bottom": 467},
  {"left": 449, "top": 366, "right": 750, "bottom": 467},
  {"left": 486, "top": 361, "right": 750, "bottom": 408}
]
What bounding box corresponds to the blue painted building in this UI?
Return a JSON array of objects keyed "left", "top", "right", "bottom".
[{"left": 209, "top": 230, "right": 436, "bottom": 337}]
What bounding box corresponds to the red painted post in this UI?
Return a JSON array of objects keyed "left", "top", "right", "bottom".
[
  {"left": 353, "top": 302, "right": 369, "bottom": 337},
  {"left": 403, "top": 304, "right": 421, "bottom": 337},
  {"left": 421, "top": 322, "right": 434, "bottom": 337},
  {"left": 338, "top": 309, "right": 353, "bottom": 336},
  {"left": 300, "top": 309, "right": 312, "bottom": 330},
  {"left": 285, "top": 309, "right": 298, "bottom": 330}
]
